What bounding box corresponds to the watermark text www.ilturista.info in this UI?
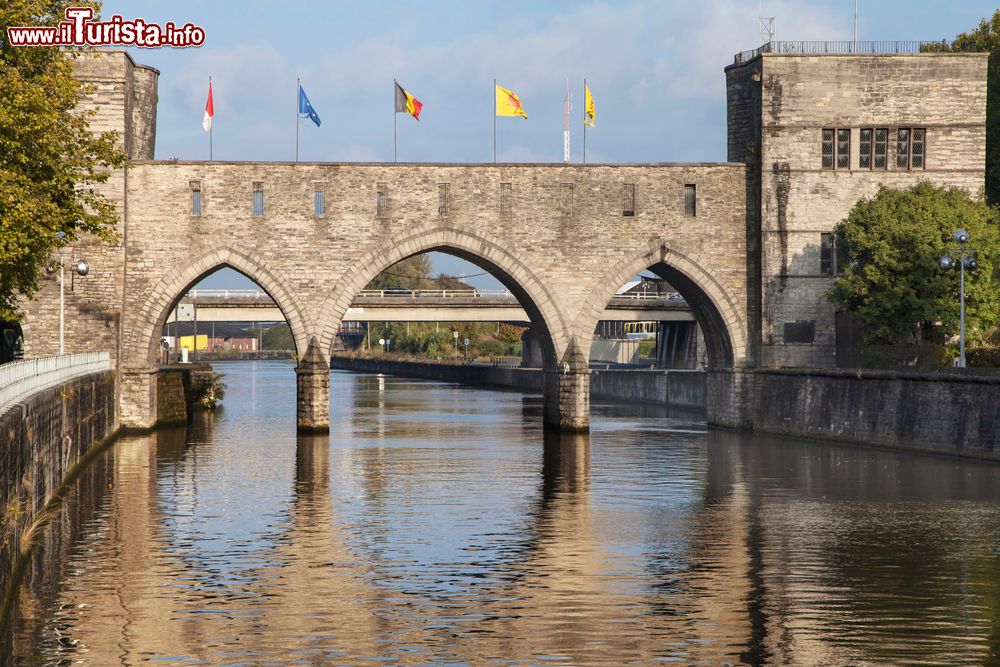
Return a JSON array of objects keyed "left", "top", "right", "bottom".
[{"left": 6, "top": 7, "right": 205, "bottom": 48}]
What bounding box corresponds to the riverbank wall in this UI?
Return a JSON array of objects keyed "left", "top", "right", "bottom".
[
  {"left": 753, "top": 369, "right": 1000, "bottom": 460},
  {"left": 328, "top": 357, "right": 706, "bottom": 411},
  {"left": 0, "top": 370, "right": 117, "bottom": 601},
  {"left": 330, "top": 357, "right": 999, "bottom": 460}
]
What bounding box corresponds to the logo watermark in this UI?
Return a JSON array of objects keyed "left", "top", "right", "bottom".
[{"left": 6, "top": 7, "right": 205, "bottom": 48}]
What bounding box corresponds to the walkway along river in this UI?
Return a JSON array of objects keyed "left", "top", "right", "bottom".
[{"left": 8, "top": 360, "right": 1000, "bottom": 664}]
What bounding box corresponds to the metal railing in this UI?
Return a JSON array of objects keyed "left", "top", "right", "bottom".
[
  {"left": 611, "top": 291, "right": 682, "bottom": 301},
  {"left": 0, "top": 352, "right": 110, "bottom": 417},
  {"left": 356, "top": 289, "right": 514, "bottom": 299},
  {"left": 490, "top": 355, "right": 522, "bottom": 368},
  {"left": 186, "top": 288, "right": 684, "bottom": 304},
  {"left": 733, "top": 40, "right": 972, "bottom": 65},
  {"left": 187, "top": 289, "right": 269, "bottom": 299}
]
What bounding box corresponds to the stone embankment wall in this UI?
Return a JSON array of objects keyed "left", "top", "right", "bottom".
[
  {"left": 753, "top": 369, "right": 1000, "bottom": 460},
  {"left": 0, "top": 371, "right": 117, "bottom": 598},
  {"left": 328, "top": 357, "right": 706, "bottom": 411},
  {"left": 331, "top": 358, "right": 999, "bottom": 460}
]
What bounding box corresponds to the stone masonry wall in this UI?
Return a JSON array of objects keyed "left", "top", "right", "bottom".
[
  {"left": 753, "top": 369, "right": 1000, "bottom": 458},
  {"left": 729, "top": 53, "right": 988, "bottom": 368},
  {"left": 117, "top": 161, "right": 750, "bottom": 373},
  {"left": 0, "top": 371, "right": 117, "bottom": 598}
]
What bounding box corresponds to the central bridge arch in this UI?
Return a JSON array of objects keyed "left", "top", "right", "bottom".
[{"left": 319, "top": 225, "right": 580, "bottom": 429}]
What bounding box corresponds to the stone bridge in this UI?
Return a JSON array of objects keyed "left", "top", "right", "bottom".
[
  {"left": 17, "top": 46, "right": 989, "bottom": 434},
  {"left": 115, "top": 161, "right": 751, "bottom": 432}
]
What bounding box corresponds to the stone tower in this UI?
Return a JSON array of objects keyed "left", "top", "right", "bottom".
[{"left": 726, "top": 43, "right": 987, "bottom": 367}]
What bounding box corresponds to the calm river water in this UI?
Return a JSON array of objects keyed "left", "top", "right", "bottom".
[{"left": 9, "top": 361, "right": 1000, "bottom": 665}]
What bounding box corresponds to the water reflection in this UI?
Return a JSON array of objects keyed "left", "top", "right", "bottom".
[{"left": 7, "top": 363, "right": 1000, "bottom": 665}]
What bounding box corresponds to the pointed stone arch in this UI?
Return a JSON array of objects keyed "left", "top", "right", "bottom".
[
  {"left": 578, "top": 241, "right": 749, "bottom": 370},
  {"left": 121, "top": 246, "right": 312, "bottom": 369},
  {"left": 319, "top": 226, "right": 571, "bottom": 369}
]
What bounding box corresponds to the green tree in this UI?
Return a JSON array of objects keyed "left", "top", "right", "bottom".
[
  {"left": 923, "top": 10, "right": 1000, "bottom": 205},
  {"left": 260, "top": 323, "right": 293, "bottom": 350},
  {"left": 0, "top": 0, "right": 125, "bottom": 321},
  {"left": 368, "top": 255, "right": 436, "bottom": 291},
  {"left": 828, "top": 183, "right": 1000, "bottom": 350}
]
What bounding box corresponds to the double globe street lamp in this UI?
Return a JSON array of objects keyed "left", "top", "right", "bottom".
[{"left": 939, "top": 228, "right": 977, "bottom": 368}]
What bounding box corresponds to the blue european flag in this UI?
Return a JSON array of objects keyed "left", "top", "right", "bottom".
[{"left": 298, "top": 85, "right": 321, "bottom": 127}]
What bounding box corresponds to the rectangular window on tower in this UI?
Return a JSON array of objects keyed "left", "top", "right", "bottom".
[
  {"left": 191, "top": 181, "right": 202, "bottom": 216},
  {"left": 314, "top": 186, "right": 325, "bottom": 217},
  {"left": 896, "top": 128, "right": 927, "bottom": 170},
  {"left": 911, "top": 128, "right": 926, "bottom": 169},
  {"left": 499, "top": 182, "right": 512, "bottom": 217},
  {"left": 623, "top": 183, "right": 636, "bottom": 217},
  {"left": 859, "top": 129, "right": 872, "bottom": 169},
  {"left": 683, "top": 184, "right": 696, "bottom": 217},
  {"left": 252, "top": 182, "right": 264, "bottom": 217},
  {"left": 821, "top": 233, "right": 848, "bottom": 274},
  {"left": 376, "top": 183, "right": 388, "bottom": 218},
  {"left": 438, "top": 183, "right": 450, "bottom": 215},
  {"left": 874, "top": 128, "right": 888, "bottom": 169},
  {"left": 896, "top": 128, "right": 910, "bottom": 169},
  {"left": 822, "top": 129, "right": 835, "bottom": 169},
  {"left": 837, "top": 129, "right": 850, "bottom": 169}
]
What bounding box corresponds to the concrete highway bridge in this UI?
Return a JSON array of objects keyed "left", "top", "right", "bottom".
[{"left": 175, "top": 289, "right": 696, "bottom": 325}]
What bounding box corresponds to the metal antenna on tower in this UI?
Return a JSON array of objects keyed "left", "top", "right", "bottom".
[{"left": 758, "top": 0, "right": 775, "bottom": 45}]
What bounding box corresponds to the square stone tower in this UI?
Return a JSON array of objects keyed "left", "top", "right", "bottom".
[
  {"left": 19, "top": 51, "right": 159, "bottom": 361},
  {"left": 726, "top": 43, "right": 987, "bottom": 368}
]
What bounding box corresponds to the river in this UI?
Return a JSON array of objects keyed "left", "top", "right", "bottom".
[{"left": 9, "top": 360, "right": 1000, "bottom": 665}]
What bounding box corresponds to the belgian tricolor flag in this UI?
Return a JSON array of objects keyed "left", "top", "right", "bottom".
[{"left": 394, "top": 81, "right": 423, "bottom": 120}]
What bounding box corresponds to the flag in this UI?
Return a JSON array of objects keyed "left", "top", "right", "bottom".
[
  {"left": 298, "top": 85, "right": 321, "bottom": 127},
  {"left": 584, "top": 84, "right": 595, "bottom": 127},
  {"left": 394, "top": 81, "right": 423, "bottom": 120},
  {"left": 202, "top": 80, "right": 214, "bottom": 132},
  {"left": 495, "top": 83, "right": 527, "bottom": 119}
]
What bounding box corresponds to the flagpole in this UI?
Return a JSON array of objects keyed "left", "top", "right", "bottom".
[
  {"left": 583, "top": 78, "right": 587, "bottom": 164},
  {"left": 493, "top": 79, "right": 497, "bottom": 163},
  {"left": 209, "top": 76, "right": 213, "bottom": 161},
  {"left": 394, "top": 79, "right": 398, "bottom": 163},
  {"left": 295, "top": 78, "right": 300, "bottom": 162}
]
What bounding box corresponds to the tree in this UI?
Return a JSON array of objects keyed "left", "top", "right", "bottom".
[
  {"left": 828, "top": 183, "right": 1000, "bottom": 351},
  {"left": 0, "top": 1, "right": 125, "bottom": 321},
  {"left": 367, "top": 255, "right": 436, "bottom": 291},
  {"left": 923, "top": 10, "right": 1000, "bottom": 205}
]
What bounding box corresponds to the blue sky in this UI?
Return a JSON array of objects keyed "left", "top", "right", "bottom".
[{"left": 101, "top": 0, "right": 997, "bottom": 289}]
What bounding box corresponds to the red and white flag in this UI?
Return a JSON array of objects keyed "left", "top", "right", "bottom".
[{"left": 202, "top": 80, "right": 214, "bottom": 132}]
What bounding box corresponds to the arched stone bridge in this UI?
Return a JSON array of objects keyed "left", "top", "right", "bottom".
[{"left": 111, "top": 161, "right": 750, "bottom": 432}]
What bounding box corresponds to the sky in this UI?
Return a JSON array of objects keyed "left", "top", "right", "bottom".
[{"left": 99, "top": 0, "right": 997, "bottom": 290}]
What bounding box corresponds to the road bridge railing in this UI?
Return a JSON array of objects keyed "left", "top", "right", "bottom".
[
  {"left": 0, "top": 352, "right": 111, "bottom": 417},
  {"left": 185, "top": 288, "right": 687, "bottom": 307}
]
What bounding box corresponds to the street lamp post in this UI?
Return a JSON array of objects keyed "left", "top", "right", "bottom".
[
  {"left": 939, "top": 228, "right": 978, "bottom": 368},
  {"left": 56, "top": 254, "right": 90, "bottom": 355}
]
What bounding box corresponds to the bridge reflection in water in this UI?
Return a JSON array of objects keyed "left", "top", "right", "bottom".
[{"left": 9, "top": 362, "right": 1000, "bottom": 665}]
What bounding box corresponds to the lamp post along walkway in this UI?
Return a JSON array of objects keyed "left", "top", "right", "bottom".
[
  {"left": 939, "top": 228, "right": 978, "bottom": 368},
  {"left": 55, "top": 254, "right": 90, "bottom": 356}
]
